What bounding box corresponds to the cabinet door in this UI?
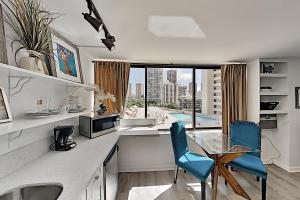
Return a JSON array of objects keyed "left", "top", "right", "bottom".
[
  {"left": 86, "top": 179, "right": 93, "bottom": 200},
  {"left": 92, "top": 172, "right": 102, "bottom": 200},
  {"left": 80, "top": 189, "right": 87, "bottom": 200}
]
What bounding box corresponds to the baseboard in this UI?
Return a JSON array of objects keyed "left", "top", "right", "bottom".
[
  {"left": 273, "top": 160, "right": 300, "bottom": 173},
  {"left": 118, "top": 165, "right": 175, "bottom": 172}
]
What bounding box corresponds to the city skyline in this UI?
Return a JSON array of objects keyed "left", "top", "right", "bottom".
[{"left": 128, "top": 68, "right": 203, "bottom": 96}]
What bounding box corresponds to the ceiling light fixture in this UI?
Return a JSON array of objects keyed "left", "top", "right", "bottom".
[
  {"left": 102, "top": 35, "right": 115, "bottom": 51},
  {"left": 83, "top": 0, "right": 116, "bottom": 51},
  {"left": 82, "top": 13, "right": 103, "bottom": 32}
]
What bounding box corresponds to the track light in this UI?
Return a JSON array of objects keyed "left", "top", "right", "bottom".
[
  {"left": 102, "top": 35, "right": 115, "bottom": 51},
  {"left": 82, "top": 13, "right": 103, "bottom": 32},
  {"left": 83, "top": 0, "right": 116, "bottom": 51}
]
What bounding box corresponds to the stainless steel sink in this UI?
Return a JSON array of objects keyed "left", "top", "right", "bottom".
[{"left": 0, "top": 184, "right": 63, "bottom": 200}]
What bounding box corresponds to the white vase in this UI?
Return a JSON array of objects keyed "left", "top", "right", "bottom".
[{"left": 18, "top": 50, "right": 49, "bottom": 75}]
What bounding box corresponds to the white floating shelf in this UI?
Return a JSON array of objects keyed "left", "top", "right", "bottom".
[
  {"left": 260, "top": 73, "right": 287, "bottom": 78},
  {"left": 260, "top": 91, "right": 288, "bottom": 96},
  {"left": 260, "top": 110, "right": 288, "bottom": 115},
  {"left": 0, "top": 63, "right": 95, "bottom": 90},
  {"left": 0, "top": 111, "right": 90, "bottom": 136}
]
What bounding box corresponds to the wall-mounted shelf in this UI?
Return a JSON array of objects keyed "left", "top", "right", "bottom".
[
  {"left": 260, "top": 73, "right": 287, "bottom": 78},
  {"left": 260, "top": 110, "right": 288, "bottom": 115},
  {"left": 0, "top": 111, "right": 90, "bottom": 136},
  {"left": 260, "top": 91, "right": 288, "bottom": 96},
  {"left": 0, "top": 63, "right": 95, "bottom": 90}
]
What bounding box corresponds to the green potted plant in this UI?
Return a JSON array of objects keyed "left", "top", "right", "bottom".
[{"left": 1, "top": 0, "right": 58, "bottom": 74}]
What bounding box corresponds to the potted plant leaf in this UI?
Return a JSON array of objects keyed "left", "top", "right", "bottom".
[{"left": 1, "top": 0, "right": 58, "bottom": 74}]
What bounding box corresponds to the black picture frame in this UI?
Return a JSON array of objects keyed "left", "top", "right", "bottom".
[
  {"left": 49, "top": 29, "right": 84, "bottom": 84},
  {"left": 295, "top": 87, "right": 300, "bottom": 109}
]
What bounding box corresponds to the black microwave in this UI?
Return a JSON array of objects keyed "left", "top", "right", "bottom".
[{"left": 79, "top": 113, "right": 120, "bottom": 139}]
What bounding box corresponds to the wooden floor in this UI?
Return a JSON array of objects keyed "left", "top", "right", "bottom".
[{"left": 117, "top": 165, "right": 300, "bottom": 200}]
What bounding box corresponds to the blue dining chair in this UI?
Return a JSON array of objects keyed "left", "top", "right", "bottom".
[
  {"left": 170, "top": 122, "right": 214, "bottom": 200},
  {"left": 227, "top": 121, "right": 268, "bottom": 200}
]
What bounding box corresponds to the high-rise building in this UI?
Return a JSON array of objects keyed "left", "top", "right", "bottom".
[
  {"left": 189, "top": 82, "right": 197, "bottom": 95},
  {"left": 127, "top": 83, "right": 132, "bottom": 99},
  {"left": 178, "top": 86, "right": 187, "bottom": 98},
  {"left": 135, "top": 83, "right": 144, "bottom": 99},
  {"left": 147, "top": 68, "right": 163, "bottom": 103},
  {"left": 163, "top": 81, "right": 178, "bottom": 105},
  {"left": 212, "top": 69, "right": 222, "bottom": 115},
  {"left": 201, "top": 69, "right": 222, "bottom": 116},
  {"left": 179, "top": 96, "right": 202, "bottom": 112},
  {"left": 167, "top": 70, "right": 177, "bottom": 84}
]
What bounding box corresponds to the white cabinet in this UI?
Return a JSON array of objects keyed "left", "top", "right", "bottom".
[
  {"left": 91, "top": 168, "right": 102, "bottom": 200},
  {"left": 80, "top": 190, "right": 87, "bottom": 200},
  {"left": 84, "top": 167, "right": 103, "bottom": 200}
]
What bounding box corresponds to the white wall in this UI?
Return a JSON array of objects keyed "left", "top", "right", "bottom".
[
  {"left": 247, "top": 58, "right": 300, "bottom": 172},
  {"left": 247, "top": 59, "right": 260, "bottom": 122},
  {"left": 0, "top": 15, "right": 94, "bottom": 177},
  {"left": 286, "top": 58, "right": 300, "bottom": 171}
]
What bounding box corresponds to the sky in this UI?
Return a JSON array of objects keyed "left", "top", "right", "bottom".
[{"left": 128, "top": 68, "right": 204, "bottom": 95}]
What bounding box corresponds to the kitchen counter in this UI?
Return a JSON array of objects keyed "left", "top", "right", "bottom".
[
  {"left": 0, "top": 132, "right": 119, "bottom": 200},
  {"left": 118, "top": 127, "right": 160, "bottom": 136}
]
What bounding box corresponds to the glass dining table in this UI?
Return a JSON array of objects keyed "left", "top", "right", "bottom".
[{"left": 187, "top": 131, "right": 259, "bottom": 200}]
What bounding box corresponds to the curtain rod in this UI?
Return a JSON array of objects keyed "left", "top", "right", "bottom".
[{"left": 92, "top": 59, "right": 246, "bottom": 65}]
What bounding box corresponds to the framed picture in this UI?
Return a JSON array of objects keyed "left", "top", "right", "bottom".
[
  {"left": 296, "top": 87, "right": 300, "bottom": 109},
  {"left": 0, "top": 87, "right": 12, "bottom": 123},
  {"left": 0, "top": 4, "right": 8, "bottom": 64},
  {"left": 50, "top": 30, "right": 83, "bottom": 83}
]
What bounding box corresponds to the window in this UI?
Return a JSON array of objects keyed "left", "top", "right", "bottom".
[
  {"left": 124, "top": 68, "right": 145, "bottom": 119},
  {"left": 195, "top": 69, "right": 222, "bottom": 128},
  {"left": 125, "top": 65, "right": 222, "bottom": 129},
  {"left": 146, "top": 68, "right": 193, "bottom": 129}
]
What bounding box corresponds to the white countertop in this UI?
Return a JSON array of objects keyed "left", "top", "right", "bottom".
[
  {"left": 0, "top": 132, "right": 119, "bottom": 200},
  {"left": 118, "top": 127, "right": 160, "bottom": 136}
]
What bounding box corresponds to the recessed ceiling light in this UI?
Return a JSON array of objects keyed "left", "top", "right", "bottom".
[{"left": 148, "top": 16, "right": 206, "bottom": 39}]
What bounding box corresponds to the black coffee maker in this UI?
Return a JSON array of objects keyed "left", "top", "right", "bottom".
[{"left": 54, "top": 126, "right": 76, "bottom": 151}]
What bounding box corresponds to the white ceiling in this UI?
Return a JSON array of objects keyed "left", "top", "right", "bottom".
[{"left": 43, "top": 0, "right": 300, "bottom": 63}]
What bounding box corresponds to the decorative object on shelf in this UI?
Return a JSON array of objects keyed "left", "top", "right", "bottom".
[
  {"left": 0, "top": 4, "right": 8, "bottom": 64},
  {"left": 66, "top": 96, "right": 86, "bottom": 113},
  {"left": 295, "top": 87, "right": 300, "bottom": 109},
  {"left": 24, "top": 109, "right": 60, "bottom": 119},
  {"left": 260, "top": 86, "right": 272, "bottom": 92},
  {"left": 1, "top": 0, "right": 59, "bottom": 74},
  {"left": 260, "top": 114, "right": 277, "bottom": 129},
  {"left": 19, "top": 50, "right": 49, "bottom": 74},
  {"left": 260, "top": 102, "right": 279, "bottom": 110},
  {"left": 261, "top": 63, "right": 274, "bottom": 73},
  {"left": 0, "top": 87, "right": 12, "bottom": 123},
  {"left": 94, "top": 85, "right": 116, "bottom": 115},
  {"left": 50, "top": 30, "right": 83, "bottom": 83},
  {"left": 97, "top": 103, "right": 107, "bottom": 115},
  {"left": 82, "top": 0, "right": 116, "bottom": 51}
]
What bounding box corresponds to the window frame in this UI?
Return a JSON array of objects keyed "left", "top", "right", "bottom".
[{"left": 128, "top": 63, "right": 222, "bottom": 130}]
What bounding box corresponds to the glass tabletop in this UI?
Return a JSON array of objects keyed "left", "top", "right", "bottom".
[{"left": 187, "top": 130, "right": 259, "bottom": 155}]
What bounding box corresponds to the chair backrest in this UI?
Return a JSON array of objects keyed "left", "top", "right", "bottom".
[
  {"left": 170, "top": 122, "right": 188, "bottom": 161},
  {"left": 230, "top": 121, "right": 261, "bottom": 157}
]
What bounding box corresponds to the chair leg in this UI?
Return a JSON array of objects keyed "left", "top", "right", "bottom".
[
  {"left": 256, "top": 176, "right": 260, "bottom": 182},
  {"left": 225, "top": 165, "right": 228, "bottom": 186},
  {"left": 201, "top": 181, "right": 206, "bottom": 200},
  {"left": 211, "top": 171, "right": 214, "bottom": 187},
  {"left": 174, "top": 166, "right": 179, "bottom": 184},
  {"left": 262, "top": 178, "right": 267, "bottom": 200}
]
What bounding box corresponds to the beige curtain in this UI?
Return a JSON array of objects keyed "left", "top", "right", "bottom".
[
  {"left": 94, "top": 61, "right": 130, "bottom": 115},
  {"left": 221, "top": 64, "right": 247, "bottom": 135}
]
